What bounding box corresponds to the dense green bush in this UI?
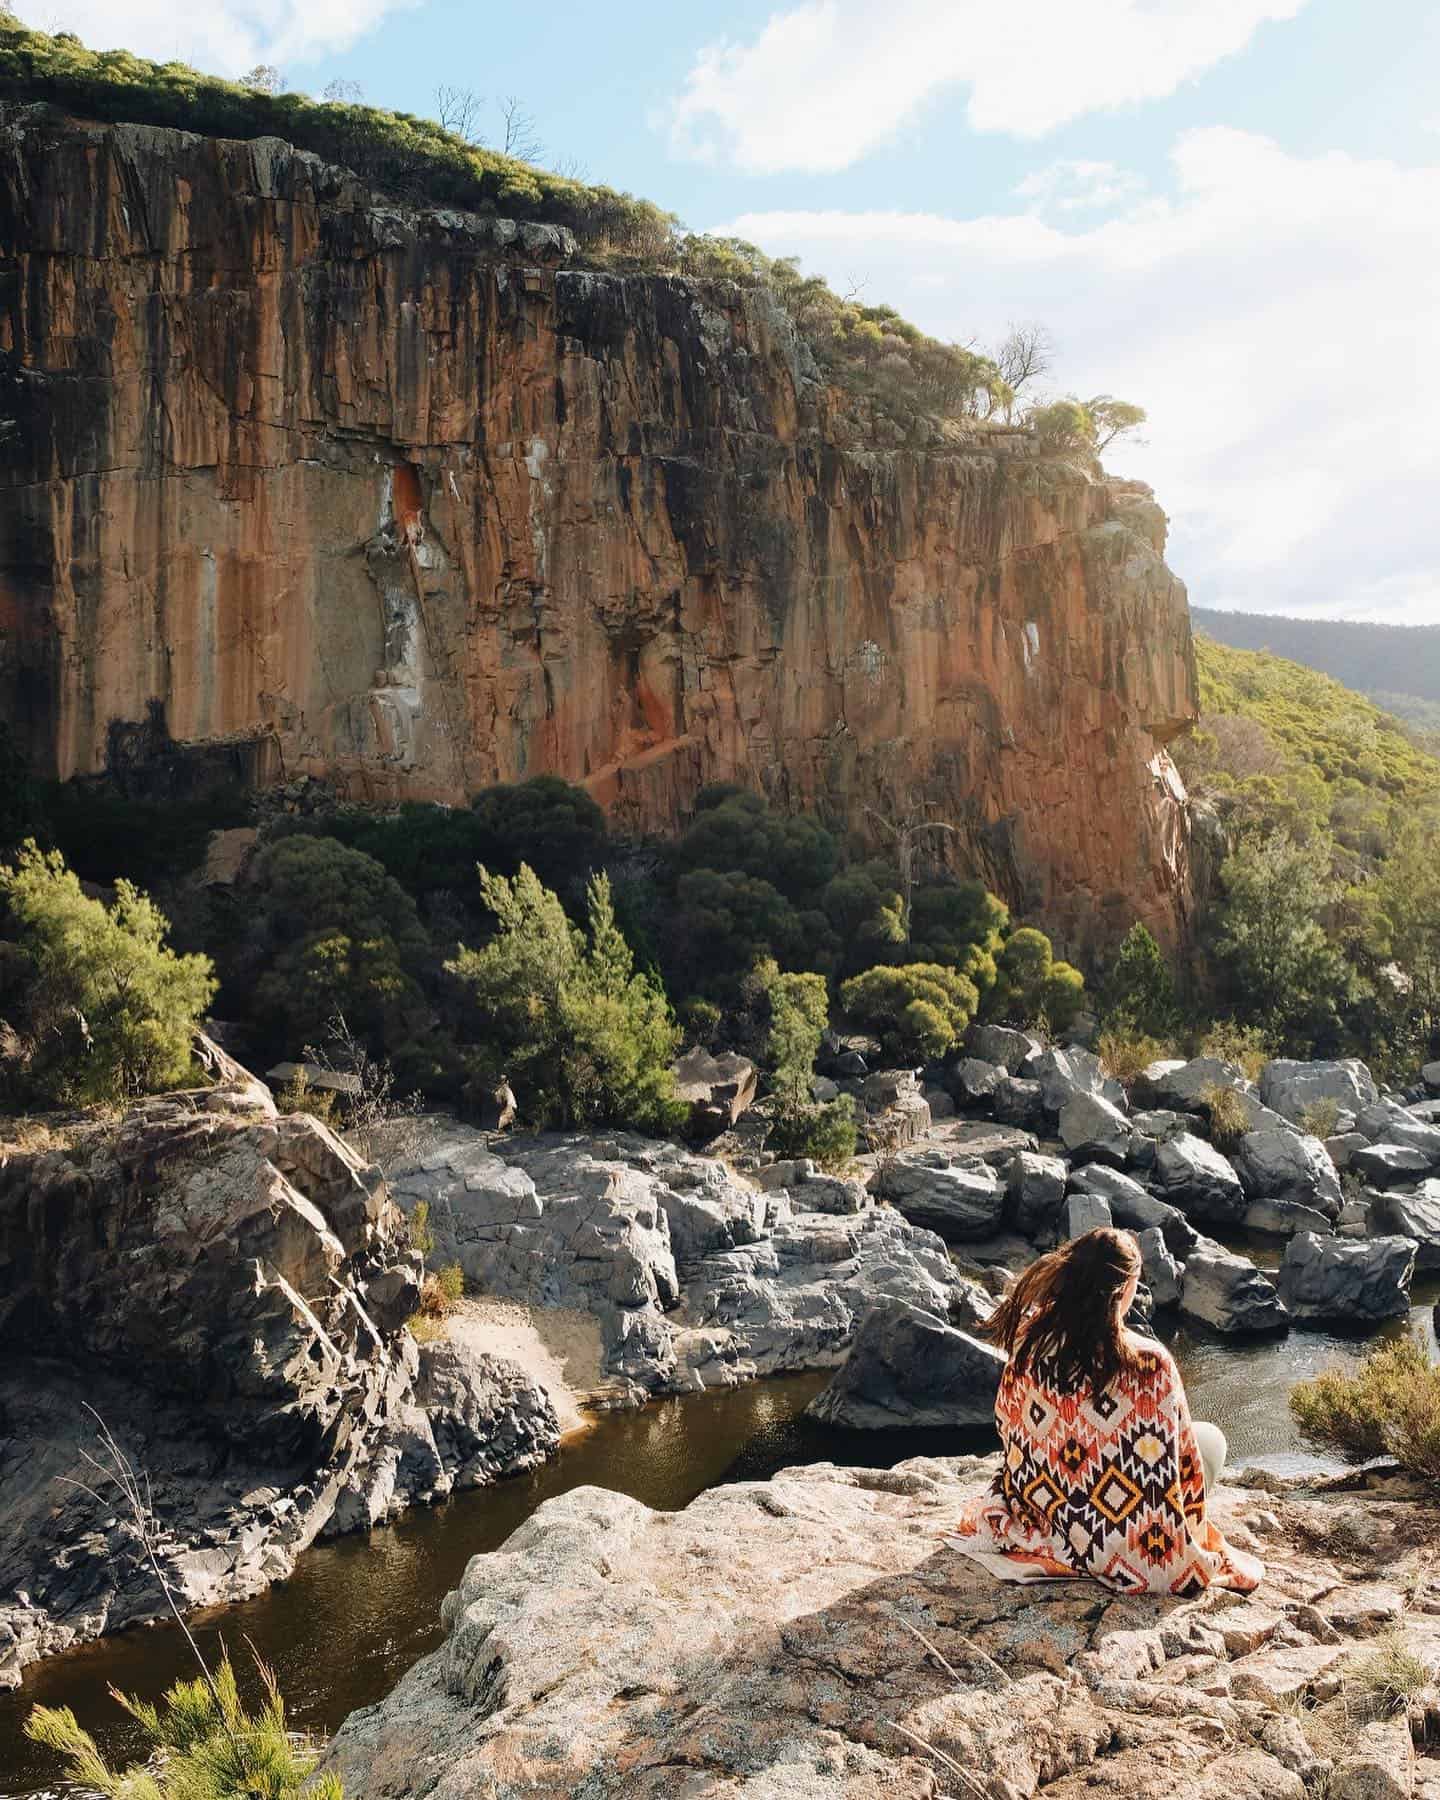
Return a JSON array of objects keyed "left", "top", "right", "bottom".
[
  {"left": 1291, "top": 1333, "right": 1440, "bottom": 1481},
  {"left": 666, "top": 867, "right": 838, "bottom": 994},
  {"left": 447, "top": 865, "right": 683, "bottom": 1132},
  {"left": 0, "top": 843, "right": 215, "bottom": 1103},
  {"left": 674, "top": 790, "right": 841, "bottom": 903},
  {"left": 0, "top": 724, "right": 44, "bottom": 858},
  {"left": 758, "top": 958, "right": 830, "bottom": 1110},
  {"left": 765, "top": 1095, "right": 858, "bottom": 1170},
  {"left": 839, "top": 962, "right": 980, "bottom": 1061},
  {"left": 241, "top": 837, "right": 433, "bottom": 1056},
  {"left": 985, "top": 927, "right": 1086, "bottom": 1032},
  {"left": 1100, "top": 922, "right": 1177, "bottom": 1036}
]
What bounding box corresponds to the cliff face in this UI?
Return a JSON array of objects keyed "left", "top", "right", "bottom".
[{"left": 0, "top": 113, "right": 1197, "bottom": 950}]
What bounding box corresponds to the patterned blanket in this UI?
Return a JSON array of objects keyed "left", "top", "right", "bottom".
[{"left": 948, "top": 1338, "right": 1263, "bottom": 1595}]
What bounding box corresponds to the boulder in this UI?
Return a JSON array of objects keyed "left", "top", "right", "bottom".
[
  {"left": 1064, "top": 1192, "right": 1113, "bottom": 1239},
  {"left": 1325, "top": 1132, "right": 1369, "bottom": 1171},
  {"left": 1029, "top": 1046, "right": 1125, "bottom": 1117},
  {"left": 1005, "top": 1152, "right": 1068, "bottom": 1238},
  {"left": 809, "top": 1074, "right": 840, "bottom": 1103},
  {"left": 804, "top": 1299, "right": 1004, "bottom": 1429},
  {"left": 1242, "top": 1197, "right": 1336, "bottom": 1238},
  {"left": 412, "top": 1339, "right": 561, "bottom": 1491},
  {"left": 1137, "top": 1056, "right": 1248, "bottom": 1113},
  {"left": 1152, "top": 1132, "right": 1247, "bottom": 1225},
  {"left": 1068, "top": 1165, "right": 1199, "bottom": 1257},
  {"left": 947, "top": 1056, "right": 1004, "bottom": 1107},
  {"left": 965, "top": 1023, "right": 1040, "bottom": 1073},
  {"left": 863, "top": 1068, "right": 922, "bottom": 1111},
  {"left": 1259, "top": 1058, "right": 1378, "bottom": 1125},
  {"left": 1355, "top": 1100, "right": 1440, "bottom": 1164},
  {"left": 1277, "top": 1231, "right": 1415, "bottom": 1324},
  {"left": 670, "top": 1049, "right": 759, "bottom": 1136},
  {"left": 871, "top": 1152, "right": 1004, "bottom": 1241},
  {"left": 1137, "top": 1225, "right": 1182, "bottom": 1308},
  {"left": 1231, "top": 1129, "right": 1341, "bottom": 1216},
  {"left": 1422, "top": 1060, "right": 1440, "bottom": 1095},
  {"left": 923, "top": 1086, "right": 956, "bottom": 1120},
  {"left": 1130, "top": 1107, "right": 1195, "bottom": 1141},
  {"left": 1179, "top": 1238, "right": 1289, "bottom": 1335},
  {"left": 1371, "top": 1181, "right": 1440, "bottom": 1273},
  {"left": 1057, "top": 1091, "right": 1135, "bottom": 1168},
  {"left": 1349, "top": 1143, "right": 1435, "bottom": 1189},
  {"left": 993, "top": 1075, "right": 1046, "bottom": 1129}
]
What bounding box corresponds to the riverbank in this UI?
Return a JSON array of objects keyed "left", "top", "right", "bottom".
[{"left": 323, "top": 1453, "right": 1440, "bottom": 1798}]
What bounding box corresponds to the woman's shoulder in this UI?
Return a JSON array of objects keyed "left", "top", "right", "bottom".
[{"left": 1123, "top": 1331, "right": 1178, "bottom": 1379}]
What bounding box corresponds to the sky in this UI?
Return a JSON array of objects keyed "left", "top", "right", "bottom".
[{"left": 32, "top": 0, "right": 1440, "bottom": 623}]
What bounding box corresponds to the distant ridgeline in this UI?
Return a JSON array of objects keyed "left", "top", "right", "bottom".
[{"left": 1193, "top": 607, "right": 1440, "bottom": 730}]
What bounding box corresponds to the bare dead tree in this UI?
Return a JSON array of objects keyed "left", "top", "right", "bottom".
[
  {"left": 435, "top": 83, "right": 486, "bottom": 145},
  {"left": 322, "top": 77, "right": 364, "bottom": 104},
  {"left": 239, "top": 64, "right": 283, "bottom": 95},
  {"left": 550, "top": 153, "right": 590, "bottom": 181},
  {"left": 994, "top": 321, "right": 1054, "bottom": 420},
  {"left": 499, "top": 94, "right": 543, "bottom": 162},
  {"left": 864, "top": 805, "right": 961, "bottom": 946}
]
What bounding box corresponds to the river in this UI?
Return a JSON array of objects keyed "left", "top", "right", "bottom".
[{"left": 3, "top": 1281, "right": 1435, "bottom": 1796}]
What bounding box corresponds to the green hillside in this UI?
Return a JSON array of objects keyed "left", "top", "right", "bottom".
[{"left": 1192, "top": 606, "right": 1440, "bottom": 712}]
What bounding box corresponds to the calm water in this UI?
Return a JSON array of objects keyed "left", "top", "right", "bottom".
[{"left": 5, "top": 1279, "right": 1435, "bottom": 1795}]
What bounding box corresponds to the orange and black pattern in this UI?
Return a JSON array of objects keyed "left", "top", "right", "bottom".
[{"left": 950, "top": 1340, "right": 1262, "bottom": 1595}]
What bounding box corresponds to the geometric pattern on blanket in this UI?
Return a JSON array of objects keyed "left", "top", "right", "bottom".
[{"left": 950, "top": 1339, "right": 1263, "bottom": 1596}]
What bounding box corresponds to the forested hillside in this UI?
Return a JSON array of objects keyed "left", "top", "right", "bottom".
[{"left": 1193, "top": 607, "right": 1440, "bottom": 723}]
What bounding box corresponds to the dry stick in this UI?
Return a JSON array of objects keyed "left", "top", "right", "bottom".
[
  {"left": 883, "top": 1718, "right": 990, "bottom": 1799},
  {"left": 58, "top": 1404, "right": 223, "bottom": 1707}
]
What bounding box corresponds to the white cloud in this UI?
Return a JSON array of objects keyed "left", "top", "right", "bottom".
[
  {"left": 665, "top": 0, "right": 1308, "bottom": 174},
  {"left": 719, "top": 130, "right": 1440, "bottom": 622},
  {"left": 29, "top": 0, "right": 409, "bottom": 76},
  {"left": 1014, "top": 159, "right": 1148, "bottom": 213}
]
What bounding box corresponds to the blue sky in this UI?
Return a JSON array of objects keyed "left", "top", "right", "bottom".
[{"left": 41, "top": 0, "right": 1440, "bottom": 622}]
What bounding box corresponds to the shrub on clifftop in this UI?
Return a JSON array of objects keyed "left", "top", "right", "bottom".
[
  {"left": 1291, "top": 1333, "right": 1440, "bottom": 1482},
  {"left": 0, "top": 843, "right": 215, "bottom": 1103}
]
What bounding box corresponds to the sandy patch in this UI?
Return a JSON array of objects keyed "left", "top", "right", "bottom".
[{"left": 447, "top": 1298, "right": 610, "bottom": 1436}]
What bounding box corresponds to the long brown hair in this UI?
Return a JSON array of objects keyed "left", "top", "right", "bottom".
[{"left": 982, "top": 1227, "right": 1143, "bottom": 1396}]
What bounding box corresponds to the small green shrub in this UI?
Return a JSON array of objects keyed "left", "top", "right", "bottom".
[
  {"left": 1342, "top": 1631, "right": 1435, "bottom": 1724},
  {"left": 1096, "top": 1028, "right": 1171, "bottom": 1086},
  {"left": 275, "top": 1067, "right": 339, "bottom": 1124},
  {"left": 1201, "top": 1082, "right": 1251, "bottom": 1151},
  {"left": 1298, "top": 1097, "right": 1342, "bottom": 1139},
  {"left": 1291, "top": 1332, "right": 1440, "bottom": 1481},
  {"left": 759, "top": 959, "right": 830, "bottom": 1110},
  {"left": 1199, "top": 1020, "right": 1275, "bottom": 1084},
  {"left": 409, "top": 1198, "right": 435, "bottom": 1259},
  {"left": 408, "top": 1262, "right": 464, "bottom": 1339},
  {"left": 766, "top": 1096, "right": 858, "bottom": 1172},
  {"left": 985, "top": 927, "right": 1086, "bottom": 1032},
  {"left": 25, "top": 1650, "right": 341, "bottom": 1800}
]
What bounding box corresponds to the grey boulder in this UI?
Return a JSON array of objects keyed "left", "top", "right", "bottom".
[
  {"left": 994, "top": 1076, "right": 1046, "bottom": 1130},
  {"left": 1179, "top": 1238, "right": 1289, "bottom": 1335},
  {"left": 805, "top": 1299, "right": 1004, "bottom": 1429},
  {"left": 1259, "top": 1059, "right": 1378, "bottom": 1125},
  {"left": 1349, "top": 1143, "right": 1435, "bottom": 1189},
  {"left": 1030, "top": 1046, "right": 1125, "bottom": 1117},
  {"left": 1005, "top": 1152, "right": 1068, "bottom": 1238},
  {"left": 871, "top": 1151, "right": 1004, "bottom": 1241},
  {"left": 1057, "top": 1091, "right": 1134, "bottom": 1168},
  {"left": 1371, "top": 1182, "right": 1440, "bottom": 1273},
  {"left": 1277, "top": 1231, "right": 1415, "bottom": 1324},
  {"left": 1242, "top": 1197, "right": 1337, "bottom": 1238},
  {"left": 1231, "top": 1129, "right": 1341, "bottom": 1216},
  {"left": 1355, "top": 1100, "right": 1440, "bottom": 1165},
  {"left": 948, "top": 1057, "right": 1004, "bottom": 1107},
  {"left": 1064, "top": 1192, "right": 1113, "bottom": 1239},
  {"left": 1069, "top": 1165, "right": 1199, "bottom": 1257},
  {"left": 1137, "top": 1226, "right": 1182, "bottom": 1309},
  {"left": 670, "top": 1048, "right": 759, "bottom": 1137},
  {"left": 965, "top": 1024, "right": 1041, "bottom": 1073},
  {"left": 1153, "top": 1132, "right": 1246, "bottom": 1225}
]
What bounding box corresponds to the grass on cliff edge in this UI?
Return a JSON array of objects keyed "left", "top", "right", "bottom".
[
  {"left": 1291, "top": 1332, "right": 1440, "bottom": 1482},
  {"left": 0, "top": 22, "right": 1015, "bottom": 431}
]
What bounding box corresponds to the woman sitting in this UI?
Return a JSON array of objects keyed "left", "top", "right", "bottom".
[{"left": 948, "top": 1226, "right": 1261, "bottom": 1595}]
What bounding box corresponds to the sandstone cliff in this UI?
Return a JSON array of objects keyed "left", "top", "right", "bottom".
[{"left": 0, "top": 111, "right": 1197, "bottom": 950}]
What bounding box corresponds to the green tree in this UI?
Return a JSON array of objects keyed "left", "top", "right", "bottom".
[
  {"left": 985, "top": 927, "right": 1086, "bottom": 1031},
  {"left": 674, "top": 790, "right": 840, "bottom": 903},
  {"left": 758, "top": 957, "right": 830, "bottom": 1109},
  {"left": 0, "top": 843, "right": 215, "bottom": 1102},
  {"left": 839, "top": 962, "right": 979, "bottom": 1062},
  {"left": 0, "top": 723, "right": 44, "bottom": 856},
  {"left": 666, "top": 868, "right": 837, "bottom": 994},
  {"left": 1208, "top": 831, "right": 1358, "bottom": 1051},
  {"left": 244, "top": 837, "right": 432, "bottom": 1055},
  {"left": 1101, "top": 922, "right": 1176, "bottom": 1035},
  {"left": 449, "top": 864, "right": 683, "bottom": 1131}
]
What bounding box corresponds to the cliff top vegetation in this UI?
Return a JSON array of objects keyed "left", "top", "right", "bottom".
[{"left": 0, "top": 21, "right": 1144, "bottom": 450}]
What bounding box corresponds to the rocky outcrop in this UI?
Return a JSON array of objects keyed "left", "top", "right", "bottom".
[
  {"left": 0, "top": 1078, "right": 558, "bottom": 1689},
  {"left": 385, "top": 1125, "right": 972, "bottom": 1395},
  {"left": 0, "top": 113, "right": 1196, "bottom": 952},
  {"left": 805, "top": 1298, "right": 1003, "bottom": 1429},
  {"left": 324, "top": 1457, "right": 1440, "bottom": 1800}
]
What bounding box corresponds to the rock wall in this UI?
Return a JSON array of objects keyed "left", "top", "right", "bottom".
[{"left": 0, "top": 112, "right": 1197, "bottom": 950}]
